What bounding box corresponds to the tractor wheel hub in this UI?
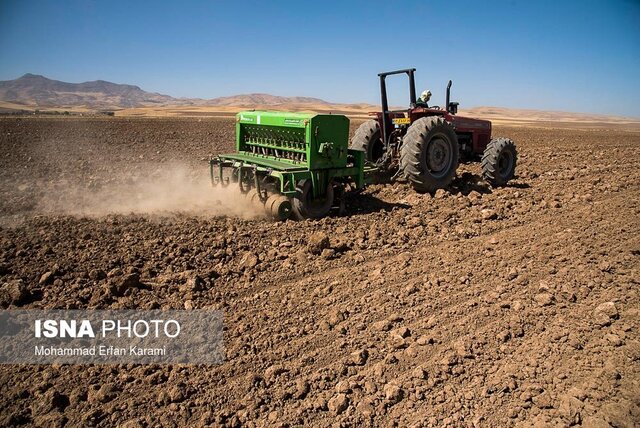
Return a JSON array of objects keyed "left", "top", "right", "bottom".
[{"left": 427, "top": 138, "right": 450, "bottom": 173}]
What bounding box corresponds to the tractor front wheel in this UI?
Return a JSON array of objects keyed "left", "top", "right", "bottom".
[
  {"left": 400, "top": 117, "right": 459, "bottom": 193},
  {"left": 292, "top": 179, "right": 334, "bottom": 220},
  {"left": 481, "top": 138, "right": 517, "bottom": 186}
]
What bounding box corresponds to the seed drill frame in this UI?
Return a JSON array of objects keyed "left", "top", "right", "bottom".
[{"left": 210, "top": 111, "right": 368, "bottom": 220}]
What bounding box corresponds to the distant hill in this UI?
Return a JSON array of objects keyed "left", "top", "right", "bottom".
[
  {"left": 0, "top": 74, "right": 330, "bottom": 110},
  {"left": 460, "top": 106, "right": 640, "bottom": 127},
  {"left": 206, "top": 93, "right": 328, "bottom": 106},
  {"left": 0, "top": 73, "right": 175, "bottom": 109},
  {"left": 1, "top": 74, "right": 638, "bottom": 129}
]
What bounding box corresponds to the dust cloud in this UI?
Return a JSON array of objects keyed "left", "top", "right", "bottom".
[{"left": 34, "top": 163, "right": 264, "bottom": 219}]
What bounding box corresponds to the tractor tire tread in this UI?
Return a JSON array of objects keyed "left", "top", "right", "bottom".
[
  {"left": 350, "top": 119, "right": 382, "bottom": 162},
  {"left": 399, "top": 116, "right": 459, "bottom": 193},
  {"left": 481, "top": 137, "right": 517, "bottom": 186}
]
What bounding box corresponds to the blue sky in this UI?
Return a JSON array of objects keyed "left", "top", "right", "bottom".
[{"left": 1, "top": 0, "right": 639, "bottom": 116}]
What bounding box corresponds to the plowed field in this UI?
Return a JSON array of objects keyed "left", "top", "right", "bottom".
[{"left": 1, "top": 117, "right": 638, "bottom": 427}]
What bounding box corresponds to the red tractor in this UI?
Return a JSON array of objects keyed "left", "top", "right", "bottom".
[{"left": 351, "top": 68, "right": 517, "bottom": 192}]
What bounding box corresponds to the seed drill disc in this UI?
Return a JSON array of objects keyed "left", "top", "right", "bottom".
[
  {"left": 245, "top": 189, "right": 263, "bottom": 209},
  {"left": 271, "top": 195, "right": 292, "bottom": 221},
  {"left": 264, "top": 194, "right": 280, "bottom": 215},
  {"left": 245, "top": 189, "right": 258, "bottom": 201},
  {"left": 250, "top": 192, "right": 263, "bottom": 208}
]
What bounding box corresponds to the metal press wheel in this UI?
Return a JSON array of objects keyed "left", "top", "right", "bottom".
[{"left": 291, "top": 179, "right": 334, "bottom": 220}]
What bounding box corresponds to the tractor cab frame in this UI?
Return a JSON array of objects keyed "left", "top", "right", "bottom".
[{"left": 374, "top": 68, "right": 492, "bottom": 160}]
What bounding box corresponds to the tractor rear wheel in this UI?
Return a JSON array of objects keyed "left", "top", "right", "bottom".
[
  {"left": 292, "top": 179, "right": 334, "bottom": 220},
  {"left": 400, "top": 117, "right": 459, "bottom": 193},
  {"left": 481, "top": 138, "right": 517, "bottom": 186},
  {"left": 350, "top": 119, "right": 384, "bottom": 163}
]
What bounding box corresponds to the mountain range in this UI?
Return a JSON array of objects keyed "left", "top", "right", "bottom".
[
  {"left": 0, "top": 74, "right": 329, "bottom": 110},
  {"left": 1, "top": 74, "right": 638, "bottom": 128}
]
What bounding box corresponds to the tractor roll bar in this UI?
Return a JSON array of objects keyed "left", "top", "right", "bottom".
[{"left": 378, "top": 68, "right": 416, "bottom": 146}]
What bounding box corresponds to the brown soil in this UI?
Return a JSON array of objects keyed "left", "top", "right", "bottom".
[{"left": 0, "top": 117, "right": 639, "bottom": 427}]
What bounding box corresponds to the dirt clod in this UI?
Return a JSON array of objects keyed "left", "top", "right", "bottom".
[
  {"left": 88, "top": 269, "right": 106, "bottom": 281},
  {"left": 116, "top": 273, "right": 142, "bottom": 295},
  {"left": 412, "top": 367, "right": 427, "bottom": 380},
  {"left": 239, "top": 251, "right": 259, "bottom": 270},
  {"left": 347, "top": 349, "right": 369, "bottom": 366},
  {"left": 89, "top": 383, "right": 119, "bottom": 404},
  {"left": 307, "top": 232, "right": 330, "bottom": 255},
  {"left": 384, "top": 383, "right": 404, "bottom": 404},
  {"left": 594, "top": 301, "right": 619, "bottom": 326},
  {"left": 534, "top": 292, "right": 555, "bottom": 306},
  {"left": 327, "top": 393, "right": 349, "bottom": 415},
  {"left": 481, "top": 209, "right": 497, "bottom": 220},
  {"left": 38, "top": 271, "right": 54, "bottom": 285},
  {"left": 3, "top": 279, "right": 28, "bottom": 305}
]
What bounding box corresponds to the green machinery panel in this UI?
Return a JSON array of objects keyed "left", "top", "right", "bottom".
[
  {"left": 235, "top": 111, "right": 350, "bottom": 170},
  {"left": 212, "top": 110, "right": 370, "bottom": 200}
]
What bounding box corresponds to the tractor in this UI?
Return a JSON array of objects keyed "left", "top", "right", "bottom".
[
  {"left": 351, "top": 68, "right": 517, "bottom": 192},
  {"left": 209, "top": 68, "right": 517, "bottom": 220}
]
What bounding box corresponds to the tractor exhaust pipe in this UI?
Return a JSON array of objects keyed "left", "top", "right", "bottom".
[{"left": 446, "top": 80, "right": 452, "bottom": 113}]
